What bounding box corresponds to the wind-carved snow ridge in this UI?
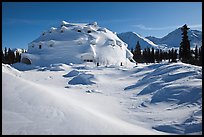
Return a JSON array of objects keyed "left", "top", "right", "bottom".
[
  {"left": 123, "top": 62, "right": 202, "bottom": 135},
  {"left": 3, "top": 60, "right": 202, "bottom": 135},
  {"left": 21, "top": 21, "right": 135, "bottom": 67}
]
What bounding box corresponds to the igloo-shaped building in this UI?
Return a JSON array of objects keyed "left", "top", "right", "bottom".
[{"left": 21, "top": 21, "right": 135, "bottom": 66}]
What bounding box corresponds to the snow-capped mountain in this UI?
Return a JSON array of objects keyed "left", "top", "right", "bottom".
[
  {"left": 117, "top": 32, "right": 166, "bottom": 50},
  {"left": 118, "top": 28, "right": 202, "bottom": 51},
  {"left": 21, "top": 21, "right": 134, "bottom": 66},
  {"left": 146, "top": 28, "right": 202, "bottom": 49}
]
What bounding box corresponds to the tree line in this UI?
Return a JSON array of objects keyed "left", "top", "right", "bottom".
[
  {"left": 131, "top": 24, "right": 202, "bottom": 66},
  {"left": 2, "top": 47, "right": 25, "bottom": 64}
]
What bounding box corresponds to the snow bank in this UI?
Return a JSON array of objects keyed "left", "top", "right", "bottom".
[
  {"left": 3, "top": 64, "right": 160, "bottom": 135},
  {"left": 123, "top": 62, "right": 202, "bottom": 134},
  {"left": 2, "top": 62, "right": 202, "bottom": 135},
  {"left": 63, "top": 70, "right": 80, "bottom": 77},
  {"left": 68, "top": 73, "right": 96, "bottom": 85}
]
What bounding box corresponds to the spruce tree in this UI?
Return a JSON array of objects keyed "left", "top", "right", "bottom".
[
  {"left": 8, "top": 48, "right": 15, "bottom": 64},
  {"left": 15, "top": 51, "right": 21, "bottom": 63},
  {"left": 198, "top": 45, "right": 202, "bottom": 66},
  {"left": 194, "top": 45, "right": 198, "bottom": 61},
  {"left": 151, "top": 47, "right": 155, "bottom": 63},
  {"left": 147, "top": 47, "right": 151, "bottom": 63},
  {"left": 143, "top": 48, "right": 147, "bottom": 63},
  {"left": 4, "top": 47, "right": 8, "bottom": 63},
  {"left": 2, "top": 50, "right": 5, "bottom": 63},
  {"left": 155, "top": 49, "right": 160, "bottom": 63},
  {"left": 179, "top": 24, "right": 191, "bottom": 63},
  {"left": 133, "top": 41, "right": 142, "bottom": 63}
]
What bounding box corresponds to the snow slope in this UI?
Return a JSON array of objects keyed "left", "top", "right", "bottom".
[
  {"left": 146, "top": 29, "right": 202, "bottom": 48},
  {"left": 21, "top": 21, "right": 133, "bottom": 66},
  {"left": 2, "top": 61, "right": 202, "bottom": 135},
  {"left": 118, "top": 28, "right": 202, "bottom": 51},
  {"left": 117, "top": 32, "right": 166, "bottom": 50}
]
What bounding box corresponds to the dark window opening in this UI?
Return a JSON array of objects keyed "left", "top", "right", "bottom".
[
  {"left": 61, "top": 30, "right": 63, "bottom": 33},
  {"left": 39, "top": 45, "right": 42, "bottom": 49},
  {"left": 87, "top": 30, "right": 91, "bottom": 33},
  {"left": 84, "top": 59, "right": 93, "bottom": 62},
  {"left": 21, "top": 58, "right": 31, "bottom": 64},
  {"left": 77, "top": 30, "right": 81, "bottom": 32}
]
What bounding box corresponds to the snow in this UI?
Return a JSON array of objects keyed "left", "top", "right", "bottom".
[
  {"left": 146, "top": 28, "right": 202, "bottom": 49},
  {"left": 68, "top": 73, "right": 96, "bottom": 85},
  {"left": 22, "top": 21, "right": 133, "bottom": 66},
  {"left": 63, "top": 70, "right": 80, "bottom": 77},
  {"left": 2, "top": 61, "right": 202, "bottom": 135},
  {"left": 117, "top": 32, "right": 167, "bottom": 50},
  {"left": 118, "top": 28, "right": 202, "bottom": 51}
]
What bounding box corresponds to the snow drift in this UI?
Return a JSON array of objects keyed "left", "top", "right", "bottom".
[{"left": 2, "top": 61, "right": 202, "bottom": 135}]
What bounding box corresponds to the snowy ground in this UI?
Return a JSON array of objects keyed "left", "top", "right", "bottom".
[{"left": 2, "top": 62, "right": 202, "bottom": 135}]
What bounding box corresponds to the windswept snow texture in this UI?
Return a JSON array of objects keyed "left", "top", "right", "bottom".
[
  {"left": 68, "top": 73, "right": 96, "bottom": 85},
  {"left": 2, "top": 62, "right": 202, "bottom": 135},
  {"left": 21, "top": 21, "right": 133, "bottom": 66}
]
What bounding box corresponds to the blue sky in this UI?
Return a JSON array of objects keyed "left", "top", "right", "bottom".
[{"left": 2, "top": 2, "right": 202, "bottom": 49}]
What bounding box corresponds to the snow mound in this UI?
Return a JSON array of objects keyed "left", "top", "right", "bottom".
[
  {"left": 125, "top": 63, "right": 202, "bottom": 105},
  {"left": 68, "top": 73, "right": 96, "bottom": 85},
  {"left": 21, "top": 21, "right": 134, "bottom": 66},
  {"left": 48, "top": 64, "right": 66, "bottom": 71},
  {"left": 153, "top": 108, "right": 202, "bottom": 134},
  {"left": 63, "top": 70, "right": 80, "bottom": 77},
  {"left": 36, "top": 63, "right": 71, "bottom": 71},
  {"left": 123, "top": 62, "right": 202, "bottom": 134},
  {"left": 2, "top": 63, "right": 21, "bottom": 76},
  {"left": 151, "top": 86, "right": 201, "bottom": 105}
]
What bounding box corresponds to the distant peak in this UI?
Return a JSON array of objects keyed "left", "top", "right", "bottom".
[{"left": 61, "top": 20, "right": 69, "bottom": 25}]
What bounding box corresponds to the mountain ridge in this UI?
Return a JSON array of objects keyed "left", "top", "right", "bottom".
[{"left": 118, "top": 27, "right": 202, "bottom": 50}]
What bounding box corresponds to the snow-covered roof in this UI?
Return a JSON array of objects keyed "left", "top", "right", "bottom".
[{"left": 21, "top": 21, "right": 134, "bottom": 66}]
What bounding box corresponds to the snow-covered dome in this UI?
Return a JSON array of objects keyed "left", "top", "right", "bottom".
[{"left": 21, "top": 21, "right": 134, "bottom": 66}]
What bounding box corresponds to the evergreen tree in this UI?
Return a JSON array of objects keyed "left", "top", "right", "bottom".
[
  {"left": 155, "top": 49, "right": 160, "bottom": 63},
  {"left": 171, "top": 48, "right": 177, "bottom": 62},
  {"left": 8, "top": 48, "right": 15, "bottom": 64},
  {"left": 168, "top": 49, "right": 171, "bottom": 62},
  {"left": 15, "top": 51, "right": 21, "bottom": 63},
  {"left": 4, "top": 47, "right": 9, "bottom": 63},
  {"left": 198, "top": 45, "right": 202, "bottom": 66},
  {"left": 147, "top": 47, "right": 151, "bottom": 63},
  {"left": 151, "top": 47, "right": 155, "bottom": 63},
  {"left": 194, "top": 45, "right": 198, "bottom": 61},
  {"left": 143, "top": 48, "right": 147, "bottom": 63},
  {"left": 133, "top": 41, "right": 142, "bottom": 63},
  {"left": 2, "top": 50, "right": 5, "bottom": 63},
  {"left": 179, "top": 24, "right": 191, "bottom": 63},
  {"left": 159, "top": 49, "right": 163, "bottom": 62}
]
